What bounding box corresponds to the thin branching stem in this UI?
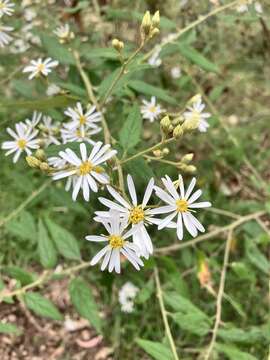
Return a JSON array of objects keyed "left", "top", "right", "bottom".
[{"left": 154, "top": 267, "right": 180, "bottom": 360}]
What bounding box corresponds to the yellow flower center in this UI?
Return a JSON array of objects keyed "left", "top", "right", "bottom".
[
  {"left": 79, "top": 115, "right": 86, "bottom": 125},
  {"left": 17, "top": 139, "right": 27, "bottom": 149},
  {"left": 79, "top": 161, "right": 93, "bottom": 175},
  {"left": 176, "top": 199, "right": 188, "bottom": 212},
  {"left": 129, "top": 206, "right": 145, "bottom": 224},
  {"left": 37, "top": 63, "right": 45, "bottom": 72},
  {"left": 109, "top": 235, "right": 124, "bottom": 249},
  {"left": 149, "top": 106, "right": 157, "bottom": 113}
]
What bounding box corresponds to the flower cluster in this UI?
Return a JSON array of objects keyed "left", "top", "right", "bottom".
[{"left": 85, "top": 174, "right": 211, "bottom": 273}]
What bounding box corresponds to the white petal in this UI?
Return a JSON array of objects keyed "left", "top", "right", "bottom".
[
  {"left": 142, "top": 178, "right": 154, "bottom": 207},
  {"left": 85, "top": 235, "right": 107, "bottom": 242},
  {"left": 98, "top": 197, "right": 128, "bottom": 213},
  {"left": 187, "top": 212, "right": 205, "bottom": 233},
  {"left": 149, "top": 205, "right": 176, "bottom": 215},
  {"left": 90, "top": 245, "right": 110, "bottom": 265},
  {"left": 182, "top": 212, "right": 198, "bottom": 237},
  {"left": 187, "top": 189, "right": 202, "bottom": 204},
  {"left": 158, "top": 211, "right": 177, "bottom": 230},
  {"left": 178, "top": 175, "right": 185, "bottom": 198},
  {"left": 176, "top": 213, "right": 183, "bottom": 240},
  {"left": 127, "top": 174, "right": 137, "bottom": 206},
  {"left": 72, "top": 176, "right": 82, "bottom": 201},
  {"left": 101, "top": 248, "right": 112, "bottom": 271},
  {"left": 184, "top": 177, "right": 196, "bottom": 200},
  {"left": 189, "top": 201, "right": 211, "bottom": 209},
  {"left": 80, "top": 143, "right": 87, "bottom": 161},
  {"left": 154, "top": 186, "right": 175, "bottom": 205},
  {"left": 107, "top": 185, "right": 131, "bottom": 209},
  {"left": 163, "top": 175, "right": 179, "bottom": 199},
  {"left": 82, "top": 177, "right": 90, "bottom": 201}
]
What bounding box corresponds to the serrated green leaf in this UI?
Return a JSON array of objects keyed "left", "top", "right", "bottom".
[
  {"left": 38, "top": 219, "right": 57, "bottom": 269},
  {"left": 119, "top": 104, "right": 141, "bottom": 150},
  {"left": 69, "top": 278, "right": 102, "bottom": 333},
  {"left": 0, "top": 322, "right": 22, "bottom": 336},
  {"left": 178, "top": 44, "right": 219, "bottom": 73},
  {"left": 128, "top": 80, "right": 177, "bottom": 105},
  {"left": 124, "top": 157, "right": 154, "bottom": 183},
  {"left": 136, "top": 339, "right": 174, "bottom": 360},
  {"left": 24, "top": 292, "right": 63, "bottom": 321},
  {"left": 3, "top": 266, "right": 35, "bottom": 286},
  {"left": 45, "top": 218, "right": 81, "bottom": 261}
]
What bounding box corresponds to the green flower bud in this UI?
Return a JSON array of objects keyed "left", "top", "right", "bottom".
[
  {"left": 173, "top": 124, "right": 183, "bottom": 139},
  {"left": 26, "top": 156, "right": 41, "bottom": 168}
]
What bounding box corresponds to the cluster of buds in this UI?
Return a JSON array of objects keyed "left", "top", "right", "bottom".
[
  {"left": 26, "top": 149, "right": 52, "bottom": 174},
  {"left": 140, "top": 10, "right": 160, "bottom": 40},
  {"left": 153, "top": 147, "right": 170, "bottom": 158},
  {"left": 160, "top": 115, "right": 184, "bottom": 139},
  {"left": 112, "top": 38, "right": 124, "bottom": 52}
]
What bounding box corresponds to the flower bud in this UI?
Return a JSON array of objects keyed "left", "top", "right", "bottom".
[
  {"left": 173, "top": 124, "right": 183, "bottom": 139},
  {"left": 141, "top": 11, "right": 152, "bottom": 36},
  {"left": 185, "top": 165, "right": 197, "bottom": 173},
  {"left": 187, "top": 93, "right": 201, "bottom": 106},
  {"left": 153, "top": 149, "right": 162, "bottom": 157},
  {"left": 39, "top": 162, "right": 50, "bottom": 172},
  {"left": 35, "top": 149, "right": 46, "bottom": 161},
  {"left": 112, "top": 38, "right": 124, "bottom": 52},
  {"left": 160, "top": 115, "right": 171, "bottom": 131},
  {"left": 162, "top": 147, "right": 170, "bottom": 155},
  {"left": 181, "top": 153, "right": 194, "bottom": 163},
  {"left": 152, "top": 11, "right": 160, "bottom": 27},
  {"left": 150, "top": 28, "right": 160, "bottom": 38},
  {"left": 26, "top": 156, "right": 41, "bottom": 168}
]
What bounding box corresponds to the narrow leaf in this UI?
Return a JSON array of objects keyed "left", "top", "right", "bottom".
[
  {"left": 38, "top": 219, "right": 57, "bottom": 268},
  {"left": 136, "top": 339, "right": 174, "bottom": 360},
  {"left": 24, "top": 292, "right": 63, "bottom": 321},
  {"left": 178, "top": 44, "right": 219, "bottom": 73}
]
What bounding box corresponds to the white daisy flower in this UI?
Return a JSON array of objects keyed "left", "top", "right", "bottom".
[
  {"left": 46, "top": 83, "right": 61, "bottom": 96},
  {"left": 54, "top": 24, "right": 74, "bottom": 43},
  {"left": 40, "top": 116, "right": 61, "bottom": 146},
  {"left": 52, "top": 142, "right": 117, "bottom": 201},
  {"left": 0, "top": 25, "right": 13, "bottom": 47},
  {"left": 140, "top": 96, "right": 164, "bottom": 123},
  {"left": 22, "top": 58, "right": 59, "bottom": 80},
  {"left": 86, "top": 214, "right": 144, "bottom": 273},
  {"left": 1, "top": 122, "right": 39, "bottom": 163},
  {"left": 152, "top": 175, "right": 211, "bottom": 240},
  {"left": 148, "top": 47, "right": 162, "bottom": 67},
  {"left": 119, "top": 282, "right": 139, "bottom": 313},
  {"left": 97, "top": 175, "right": 157, "bottom": 259},
  {"left": 170, "top": 66, "right": 182, "bottom": 79},
  {"left": 0, "top": 0, "right": 14, "bottom": 17},
  {"left": 61, "top": 124, "right": 101, "bottom": 145},
  {"left": 64, "top": 102, "right": 102, "bottom": 134},
  {"left": 183, "top": 96, "right": 211, "bottom": 132}
]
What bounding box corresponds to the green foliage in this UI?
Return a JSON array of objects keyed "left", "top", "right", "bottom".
[
  {"left": 119, "top": 104, "right": 142, "bottom": 150},
  {"left": 136, "top": 339, "right": 174, "bottom": 360},
  {"left": 37, "top": 219, "right": 58, "bottom": 268},
  {"left": 24, "top": 292, "right": 63, "bottom": 321},
  {"left": 69, "top": 278, "right": 102, "bottom": 333},
  {"left": 0, "top": 322, "right": 22, "bottom": 336},
  {"left": 45, "top": 218, "right": 81, "bottom": 261}
]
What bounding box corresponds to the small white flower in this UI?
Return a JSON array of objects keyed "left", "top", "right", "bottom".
[
  {"left": 61, "top": 124, "right": 101, "bottom": 145},
  {"left": 1, "top": 122, "right": 39, "bottom": 163},
  {"left": 0, "top": 0, "right": 14, "bottom": 17},
  {"left": 0, "top": 25, "right": 13, "bottom": 48},
  {"left": 236, "top": 0, "right": 252, "bottom": 12},
  {"left": 170, "top": 66, "right": 182, "bottom": 79},
  {"left": 86, "top": 214, "right": 144, "bottom": 273},
  {"left": 10, "top": 38, "right": 29, "bottom": 54},
  {"left": 254, "top": 2, "right": 263, "bottom": 14},
  {"left": 119, "top": 282, "right": 139, "bottom": 313},
  {"left": 183, "top": 96, "right": 211, "bottom": 132},
  {"left": 46, "top": 83, "right": 61, "bottom": 96},
  {"left": 23, "top": 8, "right": 36, "bottom": 22},
  {"left": 140, "top": 96, "right": 164, "bottom": 123},
  {"left": 52, "top": 142, "right": 117, "bottom": 201},
  {"left": 152, "top": 175, "right": 211, "bottom": 240},
  {"left": 40, "top": 116, "right": 61, "bottom": 146},
  {"left": 54, "top": 24, "right": 74, "bottom": 43},
  {"left": 148, "top": 47, "right": 162, "bottom": 67},
  {"left": 23, "top": 58, "right": 59, "bottom": 80},
  {"left": 97, "top": 175, "right": 157, "bottom": 259},
  {"left": 64, "top": 102, "right": 102, "bottom": 134}
]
